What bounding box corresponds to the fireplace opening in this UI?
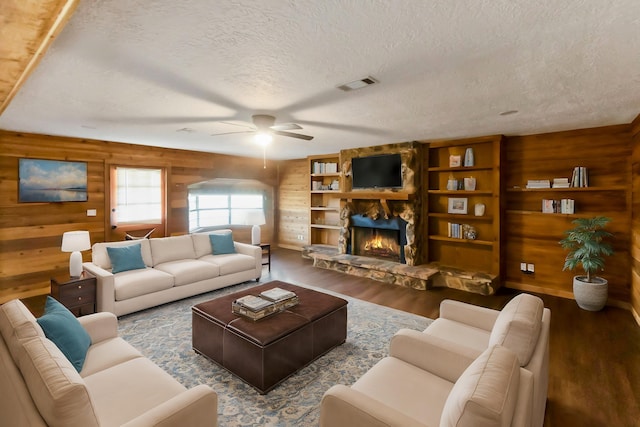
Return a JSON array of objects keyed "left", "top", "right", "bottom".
[
  {"left": 348, "top": 214, "right": 407, "bottom": 263},
  {"left": 353, "top": 227, "right": 401, "bottom": 262}
]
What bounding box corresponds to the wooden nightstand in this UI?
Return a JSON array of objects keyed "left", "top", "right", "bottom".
[
  {"left": 259, "top": 243, "right": 271, "bottom": 271},
  {"left": 50, "top": 271, "right": 97, "bottom": 317}
]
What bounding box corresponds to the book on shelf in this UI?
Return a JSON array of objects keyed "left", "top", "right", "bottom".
[
  {"left": 570, "top": 167, "right": 589, "bottom": 187},
  {"left": 526, "top": 179, "right": 551, "bottom": 189},
  {"left": 552, "top": 177, "right": 571, "bottom": 188},
  {"left": 561, "top": 199, "right": 575, "bottom": 214},
  {"left": 313, "top": 162, "right": 338, "bottom": 174},
  {"left": 542, "top": 199, "right": 559, "bottom": 213}
]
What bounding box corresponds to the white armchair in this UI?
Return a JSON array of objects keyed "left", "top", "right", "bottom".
[
  {"left": 413, "top": 293, "right": 550, "bottom": 427},
  {"left": 320, "top": 343, "right": 534, "bottom": 427}
]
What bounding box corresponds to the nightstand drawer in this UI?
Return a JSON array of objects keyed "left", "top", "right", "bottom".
[{"left": 58, "top": 282, "right": 95, "bottom": 301}]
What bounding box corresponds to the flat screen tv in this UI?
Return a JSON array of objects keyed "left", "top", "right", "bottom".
[{"left": 351, "top": 153, "right": 403, "bottom": 189}]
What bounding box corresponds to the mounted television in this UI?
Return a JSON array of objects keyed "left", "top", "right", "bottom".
[{"left": 351, "top": 153, "right": 403, "bottom": 189}]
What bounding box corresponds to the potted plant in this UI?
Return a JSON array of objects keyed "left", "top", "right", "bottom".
[{"left": 559, "top": 216, "right": 614, "bottom": 311}]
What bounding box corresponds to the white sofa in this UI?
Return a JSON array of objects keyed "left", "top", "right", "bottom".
[
  {"left": 0, "top": 298, "right": 218, "bottom": 427},
  {"left": 83, "top": 231, "right": 262, "bottom": 316}
]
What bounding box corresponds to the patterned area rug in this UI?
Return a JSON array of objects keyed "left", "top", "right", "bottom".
[{"left": 117, "top": 281, "right": 432, "bottom": 427}]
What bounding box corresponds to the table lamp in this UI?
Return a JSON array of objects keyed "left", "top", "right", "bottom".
[
  {"left": 244, "top": 211, "right": 266, "bottom": 245},
  {"left": 61, "top": 231, "right": 91, "bottom": 278}
]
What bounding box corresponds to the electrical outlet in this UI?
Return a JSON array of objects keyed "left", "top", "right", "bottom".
[
  {"left": 527, "top": 263, "right": 535, "bottom": 273},
  {"left": 520, "top": 262, "right": 527, "bottom": 272}
]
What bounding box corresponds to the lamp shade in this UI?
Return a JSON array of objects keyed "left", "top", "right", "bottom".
[
  {"left": 61, "top": 231, "right": 91, "bottom": 278},
  {"left": 61, "top": 231, "right": 91, "bottom": 252},
  {"left": 243, "top": 210, "right": 266, "bottom": 226},
  {"left": 242, "top": 211, "right": 265, "bottom": 245}
]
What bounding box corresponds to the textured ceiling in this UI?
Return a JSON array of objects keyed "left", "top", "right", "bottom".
[{"left": 1, "top": 0, "right": 639, "bottom": 160}]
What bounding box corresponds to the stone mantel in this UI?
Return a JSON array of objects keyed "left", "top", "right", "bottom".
[{"left": 334, "top": 191, "right": 415, "bottom": 201}]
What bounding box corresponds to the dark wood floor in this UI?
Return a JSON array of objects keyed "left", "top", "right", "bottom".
[{"left": 267, "top": 248, "right": 640, "bottom": 427}]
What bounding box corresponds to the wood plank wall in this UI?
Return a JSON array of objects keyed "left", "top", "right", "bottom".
[
  {"left": 276, "top": 159, "right": 309, "bottom": 250},
  {"left": 631, "top": 115, "right": 640, "bottom": 320},
  {"left": 504, "top": 125, "right": 632, "bottom": 305},
  {"left": 0, "top": 131, "right": 277, "bottom": 303}
]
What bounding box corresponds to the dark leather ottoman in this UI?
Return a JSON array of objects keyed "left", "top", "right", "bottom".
[{"left": 192, "top": 281, "right": 348, "bottom": 393}]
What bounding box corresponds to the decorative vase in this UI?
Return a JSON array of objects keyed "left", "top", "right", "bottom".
[
  {"left": 464, "top": 148, "right": 474, "bottom": 167},
  {"left": 573, "top": 276, "right": 608, "bottom": 311}
]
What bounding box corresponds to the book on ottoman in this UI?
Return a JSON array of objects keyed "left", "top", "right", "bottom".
[
  {"left": 232, "top": 295, "right": 278, "bottom": 321},
  {"left": 260, "top": 287, "right": 299, "bottom": 311}
]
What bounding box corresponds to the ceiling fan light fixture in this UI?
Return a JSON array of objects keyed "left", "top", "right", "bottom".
[
  {"left": 254, "top": 132, "right": 272, "bottom": 146},
  {"left": 337, "top": 76, "right": 378, "bottom": 91}
]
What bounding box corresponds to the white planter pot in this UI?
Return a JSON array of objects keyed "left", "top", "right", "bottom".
[{"left": 573, "top": 276, "right": 608, "bottom": 311}]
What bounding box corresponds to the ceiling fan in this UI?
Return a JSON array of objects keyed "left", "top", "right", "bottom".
[{"left": 213, "top": 114, "right": 314, "bottom": 141}]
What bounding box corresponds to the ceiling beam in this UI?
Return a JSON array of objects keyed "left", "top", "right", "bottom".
[{"left": 0, "top": 0, "right": 79, "bottom": 115}]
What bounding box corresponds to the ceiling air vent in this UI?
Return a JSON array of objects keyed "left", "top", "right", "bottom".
[{"left": 337, "top": 76, "right": 378, "bottom": 91}]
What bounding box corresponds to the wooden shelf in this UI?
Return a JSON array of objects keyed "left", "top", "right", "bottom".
[
  {"left": 507, "top": 185, "right": 626, "bottom": 192},
  {"left": 428, "top": 212, "right": 493, "bottom": 221},
  {"left": 424, "top": 135, "right": 503, "bottom": 278},
  {"left": 309, "top": 154, "right": 342, "bottom": 249},
  {"left": 310, "top": 224, "right": 340, "bottom": 230},
  {"left": 311, "top": 206, "right": 340, "bottom": 211},
  {"left": 428, "top": 235, "right": 494, "bottom": 246},
  {"left": 428, "top": 166, "right": 493, "bottom": 172},
  {"left": 334, "top": 191, "right": 414, "bottom": 200},
  {"left": 506, "top": 210, "right": 617, "bottom": 218},
  {"left": 311, "top": 172, "right": 341, "bottom": 177},
  {"left": 428, "top": 190, "right": 493, "bottom": 195}
]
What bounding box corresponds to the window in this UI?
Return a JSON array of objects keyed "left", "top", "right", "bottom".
[
  {"left": 189, "top": 193, "right": 263, "bottom": 231},
  {"left": 112, "top": 167, "right": 164, "bottom": 225}
]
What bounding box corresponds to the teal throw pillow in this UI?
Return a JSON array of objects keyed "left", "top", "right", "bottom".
[
  {"left": 209, "top": 232, "right": 236, "bottom": 255},
  {"left": 107, "top": 244, "right": 146, "bottom": 274},
  {"left": 37, "top": 296, "right": 91, "bottom": 372}
]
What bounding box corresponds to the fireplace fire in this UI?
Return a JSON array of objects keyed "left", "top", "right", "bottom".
[{"left": 360, "top": 231, "right": 400, "bottom": 260}]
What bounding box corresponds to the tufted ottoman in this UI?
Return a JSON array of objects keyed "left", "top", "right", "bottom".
[{"left": 192, "top": 281, "right": 347, "bottom": 393}]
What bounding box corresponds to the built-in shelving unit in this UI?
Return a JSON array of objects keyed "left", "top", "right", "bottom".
[
  {"left": 424, "top": 135, "right": 504, "bottom": 277},
  {"left": 308, "top": 154, "right": 341, "bottom": 248}
]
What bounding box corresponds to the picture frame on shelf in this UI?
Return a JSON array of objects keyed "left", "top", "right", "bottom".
[
  {"left": 448, "top": 197, "right": 468, "bottom": 214},
  {"left": 449, "top": 155, "right": 461, "bottom": 167}
]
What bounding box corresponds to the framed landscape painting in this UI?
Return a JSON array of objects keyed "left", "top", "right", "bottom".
[{"left": 19, "top": 158, "right": 88, "bottom": 202}]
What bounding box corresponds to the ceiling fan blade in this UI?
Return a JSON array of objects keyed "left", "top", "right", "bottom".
[
  {"left": 273, "top": 130, "right": 314, "bottom": 141},
  {"left": 270, "top": 123, "right": 302, "bottom": 131},
  {"left": 210, "top": 130, "right": 254, "bottom": 137}
]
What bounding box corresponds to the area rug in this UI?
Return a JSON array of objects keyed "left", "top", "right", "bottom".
[{"left": 117, "top": 281, "right": 432, "bottom": 426}]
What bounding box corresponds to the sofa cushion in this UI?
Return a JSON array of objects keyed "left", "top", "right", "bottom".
[
  {"left": 154, "top": 259, "right": 220, "bottom": 286},
  {"left": 489, "top": 294, "right": 544, "bottom": 366},
  {"left": 106, "top": 243, "right": 147, "bottom": 274},
  {"left": 114, "top": 268, "right": 175, "bottom": 301},
  {"left": 80, "top": 337, "right": 143, "bottom": 377},
  {"left": 440, "top": 345, "right": 520, "bottom": 427},
  {"left": 0, "top": 299, "right": 45, "bottom": 363},
  {"left": 351, "top": 356, "right": 453, "bottom": 426},
  {"left": 19, "top": 336, "right": 99, "bottom": 427},
  {"left": 192, "top": 229, "right": 233, "bottom": 258},
  {"left": 83, "top": 357, "right": 187, "bottom": 427},
  {"left": 209, "top": 232, "right": 236, "bottom": 255},
  {"left": 200, "top": 253, "right": 257, "bottom": 275},
  {"left": 149, "top": 235, "right": 196, "bottom": 265},
  {"left": 92, "top": 239, "right": 152, "bottom": 270},
  {"left": 37, "top": 297, "right": 91, "bottom": 372}
]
